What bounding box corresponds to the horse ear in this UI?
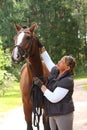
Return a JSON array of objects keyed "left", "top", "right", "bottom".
[
  {"left": 14, "top": 23, "right": 22, "bottom": 31},
  {"left": 29, "top": 23, "right": 37, "bottom": 32}
]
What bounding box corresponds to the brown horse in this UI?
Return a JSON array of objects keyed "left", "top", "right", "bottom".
[{"left": 11, "top": 23, "right": 50, "bottom": 130}]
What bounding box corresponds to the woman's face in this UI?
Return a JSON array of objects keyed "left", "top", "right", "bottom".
[{"left": 56, "top": 56, "right": 70, "bottom": 72}]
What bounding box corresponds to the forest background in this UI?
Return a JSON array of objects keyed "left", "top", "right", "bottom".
[{"left": 0, "top": 0, "right": 87, "bottom": 95}]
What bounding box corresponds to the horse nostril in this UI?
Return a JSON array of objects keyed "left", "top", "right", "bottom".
[
  {"left": 17, "top": 54, "right": 19, "bottom": 58},
  {"left": 17, "top": 53, "right": 21, "bottom": 59}
]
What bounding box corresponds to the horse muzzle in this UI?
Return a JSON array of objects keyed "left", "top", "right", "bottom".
[{"left": 11, "top": 52, "right": 24, "bottom": 64}]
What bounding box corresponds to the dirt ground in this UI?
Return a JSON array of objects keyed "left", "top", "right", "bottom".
[
  {"left": 0, "top": 79, "right": 87, "bottom": 130},
  {"left": 73, "top": 79, "right": 87, "bottom": 130}
]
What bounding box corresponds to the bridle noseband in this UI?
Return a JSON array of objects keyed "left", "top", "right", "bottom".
[{"left": 14, "top": 37, "right": 33, "bottom": 60}]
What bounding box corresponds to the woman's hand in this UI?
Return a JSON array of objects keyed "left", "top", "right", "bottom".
[{"left": 33, "top": 77, "right": 43, "bottom": 89}]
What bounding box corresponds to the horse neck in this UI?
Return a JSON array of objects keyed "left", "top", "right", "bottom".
[{"left": 29, "top": 46, "right": 43, "bottom": 78}]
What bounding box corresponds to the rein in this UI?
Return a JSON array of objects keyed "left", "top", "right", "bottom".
[{"left": 31, "top": 84, "right": 43, "bottom": 130}]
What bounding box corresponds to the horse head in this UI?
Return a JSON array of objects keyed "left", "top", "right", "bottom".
[{"left": 11, "top": 23, "right": 39, "bottom": 64}]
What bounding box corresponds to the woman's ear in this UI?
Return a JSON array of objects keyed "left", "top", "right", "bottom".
[{"left": 66, "top": 65, "right": 70, "bottom": 70}]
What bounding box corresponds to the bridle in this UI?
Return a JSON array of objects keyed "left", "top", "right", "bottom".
[{"left": 13, "top": 36, "right": 34, "bottom": 60}]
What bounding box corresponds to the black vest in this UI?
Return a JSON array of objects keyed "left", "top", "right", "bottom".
[{"left": 44, "top": 66, "right": 74, "bottom": 116}]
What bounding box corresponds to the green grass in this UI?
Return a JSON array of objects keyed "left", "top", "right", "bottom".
[
  {"left": 74, "top": 71, "right": 87, "bottom": 80},
  {"left": 75, "top": 72, "right": 87, "bottom": 90},
  {"left": 0, "top": 82, "right": 22, "bottom": 112},
  {"left": 84, "top": 84, "right": 87, "bottom": 89}
]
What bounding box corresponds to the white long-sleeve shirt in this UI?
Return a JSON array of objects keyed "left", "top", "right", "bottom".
[
  {"left": 41, "top": 50, "right": 69, "bottom": 103},
  {"left": 44, "top": 87, "right": 69, "bottom": 103},
  {"left": 41, "top": 51, "right": 55, "bottom": 72}
]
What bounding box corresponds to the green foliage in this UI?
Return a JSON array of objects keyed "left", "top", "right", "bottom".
[
  {"left": 0, "top": 0, "right": 87, "bottom": 94},
  {"left": 28, "top": 0, "right": 85, "bottom": 65},
  {"left": 0, "top": 44, "right": 17, "bottom": 95},
  {"left": 0, "top": 70, "right": 16, "bottom": 96},
  {"left": 0, "top": 46, "right": 10, "bottom": 69},
  {"left": 0, "top": 0, "right": 87, "bottom": 61}
]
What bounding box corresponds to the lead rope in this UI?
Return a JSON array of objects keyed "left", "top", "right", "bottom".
[{"left": 30, "top": 83, "right": 43, "bottom": 130}]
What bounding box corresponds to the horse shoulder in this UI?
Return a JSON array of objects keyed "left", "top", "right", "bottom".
[{"left": 20, "top": 63, "right": 27, "bottom": 74}]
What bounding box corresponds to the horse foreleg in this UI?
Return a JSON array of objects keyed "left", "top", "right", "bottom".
[
  {"left": 22, "top": 96, "right": 33, "bottom": 130},
  {"left": 27, "top": 123, "right": 33, "bottom": 130}
]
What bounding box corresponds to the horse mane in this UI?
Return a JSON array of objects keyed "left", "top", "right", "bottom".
[{"left": 29, "top": 36, "right": 44, "bottom": 78}]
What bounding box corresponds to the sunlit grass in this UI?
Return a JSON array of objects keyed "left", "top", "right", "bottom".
[
  {"left": 0, "top": 82, "right": 22, "bottom": 112},
  {"left": 84, "top": 84, "right": 87, "bottom": 89}
]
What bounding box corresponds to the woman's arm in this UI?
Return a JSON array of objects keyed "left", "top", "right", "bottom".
[
  {"left": 41, "top": 85, "right": 69, "bottom": 103},
  {"left": 40, "top": 47, "right": 55, "bottom": 71}
]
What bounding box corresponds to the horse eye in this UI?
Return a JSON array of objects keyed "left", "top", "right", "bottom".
[{"left": 26, "top": 36, "right": 30, "bottom": 40}]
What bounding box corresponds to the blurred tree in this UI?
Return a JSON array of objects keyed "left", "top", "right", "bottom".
[
  {"left": 0, "top": 0, "right": 87, "bottom": 78},
  {"left": 28, "top": 0, "right": 80, "bottom": 63}
]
